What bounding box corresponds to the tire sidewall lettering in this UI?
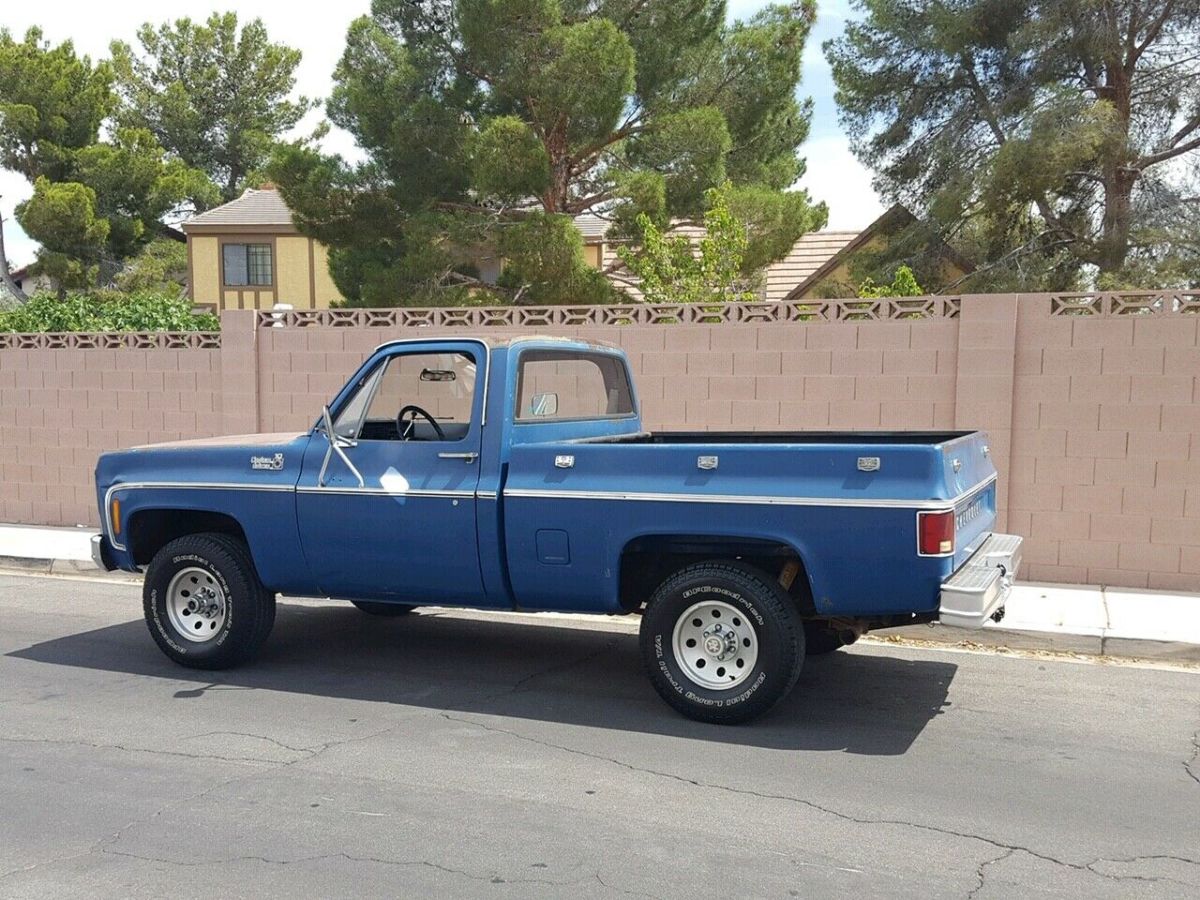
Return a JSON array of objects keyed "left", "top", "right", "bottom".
[
  {"left": 656, "top": 580, "right": 773, "bottom": 706},
  {"left": 156, "top": 552, "right": 234, "bottom": 649}
]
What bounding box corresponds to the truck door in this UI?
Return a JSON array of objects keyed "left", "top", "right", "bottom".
[{"left": 295, "top": 341, "right": 491, "bottom": 606}]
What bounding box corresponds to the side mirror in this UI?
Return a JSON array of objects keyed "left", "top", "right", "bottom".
[
  {"left": 530, "top": 392, "right": 559, "bottom": 418},
  {"left": 317, "top": 404, "right": 364, "bottom": 488}
]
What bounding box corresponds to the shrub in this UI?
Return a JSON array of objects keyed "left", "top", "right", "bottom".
[{"left": 0, "top": 291, "right": 220, "bottom": 333}]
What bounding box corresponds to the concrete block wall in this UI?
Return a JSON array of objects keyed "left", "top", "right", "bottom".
[
  {"left": 0, "top": 344, "right": 224, "bottom": 526},
  {"left": 1008, "top": 306, "right": 1199, "bottom": 590},
  {"left": 2, "top": 293, "right": 1196, "bottom": 593}
]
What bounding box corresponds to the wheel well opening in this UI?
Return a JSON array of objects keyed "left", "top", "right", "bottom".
[
  {"left": 618, "top": 535, "right": 815, "bottom": 615},
  {"left": 127, "top": 510, "right": 249, "bottom": 567}
]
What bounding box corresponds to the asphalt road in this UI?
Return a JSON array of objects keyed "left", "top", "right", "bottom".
[{"left": 0, "top": 572, "right": 1197, "bottom": 899}]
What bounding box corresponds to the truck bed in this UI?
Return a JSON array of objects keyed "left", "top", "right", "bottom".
[{"left": 582, "top": 431, "right": 973, "bottom": 445}]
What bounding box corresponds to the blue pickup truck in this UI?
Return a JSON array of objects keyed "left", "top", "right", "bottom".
[{"left": 93, "top": 335, "right": 1021, "bottom": 723}]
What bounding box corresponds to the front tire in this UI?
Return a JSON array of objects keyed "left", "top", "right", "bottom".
[
  {"left": 143, "top": 533, "right": 275, "bottom": 670},
  {"left": 639, "top": 561, "right": 804, "bottom": 725}
]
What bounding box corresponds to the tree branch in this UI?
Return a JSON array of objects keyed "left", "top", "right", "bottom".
[
  {"left": 1138, "top": 132, "right": 1200, "bottom": 169},
  {"left": 1129, "top": 0, "right": 1176, "bottom": 70}
]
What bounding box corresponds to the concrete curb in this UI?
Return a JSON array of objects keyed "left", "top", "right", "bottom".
[{"left": 872, "top": 624, "right": 1200, "bottom": 664}]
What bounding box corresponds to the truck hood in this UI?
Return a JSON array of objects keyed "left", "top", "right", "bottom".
[
  {"left": 132, "top": 432, "right": 308, "bottom": 451},
  {"left": 95, "top": 432, "right": 313, "bottom": 495}
]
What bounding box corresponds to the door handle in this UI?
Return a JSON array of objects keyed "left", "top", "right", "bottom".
[{"left": 438, "top": 452, "right": 479, "bottom": 463}]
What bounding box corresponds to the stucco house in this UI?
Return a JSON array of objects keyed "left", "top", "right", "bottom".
[
  {"left": 182, "top": 188, "right": 346, "bottom": 310},
  {"left": 7, "top": 265, "right": 55, "bottom": 297},
  {"left": 181, "top": 189, "right": 963, "bottom": 309}
]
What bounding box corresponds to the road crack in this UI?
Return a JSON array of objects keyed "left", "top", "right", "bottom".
[
  {"left": 0, "top": 735, "right": 288, "bottom": 765},
  {"left": 98, "top": 848, "right": 593, "bottom": 887},
  {"left": 1185, "top": 729, "right": 1199, "bottom": 788},
  {"left": 440, "top": 712, "right": 1200, "bottom": 887},
  {"left": 967, "top": 848, "right": 1013, "bottom": 899}
]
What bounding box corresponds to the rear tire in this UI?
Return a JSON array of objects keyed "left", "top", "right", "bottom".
[
  {"left": 143, "top": 533, "right": 275, "bottom": 670},
  {"left": 803, "top": 621, "right": 859, "bottom": 656},
  {"left": 639, "top": 561, "right": 804, "bottom": 725},
  {"left": 350, "top": 601, "right": 418, "bottom": 617}
]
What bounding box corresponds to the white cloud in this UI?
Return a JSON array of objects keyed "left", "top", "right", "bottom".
[{"left": 801, "top": 136, "right": 886, "bottom": 230}]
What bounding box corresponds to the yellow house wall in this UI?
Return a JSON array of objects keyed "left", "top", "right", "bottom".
[
  {"left": 191, "top": 236, "right": 221, "bottom": 306},
  {"left": 796, "top": 235, "right": 969, "bottom": 299},
  {"left": 276, "top": 236, "right": 312, "bottom": 308},
  {"left": 582, "top": 243, "right": 602, "bottom": 268},
  {"left": 312, "top": 242, "right": 345, "bottom": 309}
]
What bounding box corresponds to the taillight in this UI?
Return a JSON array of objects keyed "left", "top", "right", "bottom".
[{"left": 918, "top": 510, "right": 954, "bottom": 556}]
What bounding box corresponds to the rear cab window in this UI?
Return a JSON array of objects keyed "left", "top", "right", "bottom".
[{"left": 515, "top": 350, "right": 635, "bottom": 423}]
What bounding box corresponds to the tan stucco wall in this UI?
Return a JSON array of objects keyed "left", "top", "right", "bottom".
[
  {"left": 191, "top": 236, "right": 221, "bottom": 306},
  {"left": 312, "top": 243, "right": 343, "bottom": 309},
  {"left": 188, "top": 233, "right": 346, "bottom": 310},
  {"left": 796, "top": 236, "right": 969, "bottom": 300},
  {"left": 276, "top": 236, "right": 312, "bottom": 308},
  {"left": 583, "top": 243, "right": 602, "bottom": 268}
]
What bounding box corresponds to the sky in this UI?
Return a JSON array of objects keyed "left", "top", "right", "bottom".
[{"left": 0, "top": 0, "right": 882, "bottom": 270}]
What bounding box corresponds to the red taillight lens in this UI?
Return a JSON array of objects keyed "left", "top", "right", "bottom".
[{"left": 918, "top": 510, "right": 955, "bottom": 556}]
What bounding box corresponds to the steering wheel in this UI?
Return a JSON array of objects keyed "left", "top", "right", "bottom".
[{"left": 396, "top": 404, "right": 445, "bottom": 441}]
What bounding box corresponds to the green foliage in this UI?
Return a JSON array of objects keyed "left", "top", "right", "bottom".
[
  {"left": 111, "top": 12, "right": 316, "bottom": 203},
  {"left": 617, "top": 182, "right": 760, "bottom": 304},
  {"left": 113, "top": 238, "right": 189, "bottom": 295},
  {"left": 0, "top": 28, "right": 114, "bottom": 181},
  {"left": 0, "top": 291, "right": 219, "bottom": 333},
  {"left": 16, "top": 178, "right": 110, "bottom": 290},
  {"left": 496, "top": 213, "right": 615, "bottom": 305},
  {"left": 827, "top": 0, "right": 1200, "bottom": 289},
  {"left": 1, "top": 27, "right": 216, "bottom": 288},
  {"left": 272, "top": 0, "right": 826, "bottom": 306},
  {"left": 857, "top": 265, "right": 922, "bottom": 299}
]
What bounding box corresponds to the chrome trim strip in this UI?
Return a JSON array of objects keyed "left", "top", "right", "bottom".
[
  {"left": 501, "top": 472, "right": 998, "bottom": 511},
  {"left": 294, "top": 487, "right": 476, "bottom": 498},
  {"left": 103, "top": 481, "right": 296, "bottom": 551}
]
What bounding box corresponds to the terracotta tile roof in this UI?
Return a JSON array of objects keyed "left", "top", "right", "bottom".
[
  {"left": 573, "top": 214, "right": 609, "bottom": 241},
  {"left": 183, "top": 189, "right": 295, "bottom": 229},
  {"left": 601, "top": 228, "right": 862, "bottom": 301}
]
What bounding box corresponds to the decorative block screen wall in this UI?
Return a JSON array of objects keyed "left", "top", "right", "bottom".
[{"left": 1, "top": 291, "right": 1196, "bottom": 592}]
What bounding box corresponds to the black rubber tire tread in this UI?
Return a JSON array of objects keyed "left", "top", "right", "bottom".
[
  {"left": 803, "top": 622, "right": 858, "bottom": 656},
  {"left": 351, "top": 600, "right": 418, "bottom": 617},
  {"left": 143, "top": 532, "right": 276, "bottom": 670},
  {"left": 639, "top": 560, "right": 804, "bottom": 725}
]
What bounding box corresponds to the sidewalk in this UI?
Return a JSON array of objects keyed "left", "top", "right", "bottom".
[{"left": 3, "top": 523, "right": 1198, "bottom": 662}]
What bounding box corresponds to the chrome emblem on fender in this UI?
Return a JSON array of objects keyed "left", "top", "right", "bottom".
[
  {"left": 251, "top": 453, "right": 285, "bottom": 471},
  {"left": 857, "top": 457, "right": 880, "bottom": 472}
]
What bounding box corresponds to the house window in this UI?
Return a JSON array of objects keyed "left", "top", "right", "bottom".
[{"left": 222, "top": 243, "right": 273, "bottom": 286}]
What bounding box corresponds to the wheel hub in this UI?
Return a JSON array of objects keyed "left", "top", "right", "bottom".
[
  {"left": 166, "top": 567, "right": 228, "bottom": 643},
  {"left": 671, "top": 600, "right": 759, "bottom": 691}
]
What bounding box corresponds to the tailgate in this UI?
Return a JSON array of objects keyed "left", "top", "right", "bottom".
[{"left": 939, "top": 432, "right": 999, "bottom": 570}]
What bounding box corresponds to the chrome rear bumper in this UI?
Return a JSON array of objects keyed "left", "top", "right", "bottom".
[{"left": 938, "top": 533, "right": 1022, "bottom": 629}]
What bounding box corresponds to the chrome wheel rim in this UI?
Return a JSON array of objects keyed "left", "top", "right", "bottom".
[
  {"left": 166, "top": 567, "right": 227, "bottom": 643},
  {"left": 671, "top": 600, "right": 759, "bottom": 690}
]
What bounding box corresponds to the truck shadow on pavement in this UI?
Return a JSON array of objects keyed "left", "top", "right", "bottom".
[{"left": 9, "top": 602, "right": 956, "bottom": 756}]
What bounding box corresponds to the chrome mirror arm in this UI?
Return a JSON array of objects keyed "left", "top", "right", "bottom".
[{"left": 318, "top": 405, "right": 365, "bottom": 488}]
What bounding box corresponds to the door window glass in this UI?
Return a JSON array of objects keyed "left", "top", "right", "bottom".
[{"left": 337, "top": 351, "right": 477, "bottom": 442}]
